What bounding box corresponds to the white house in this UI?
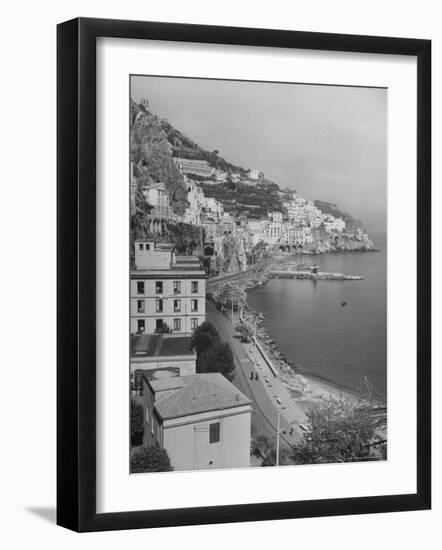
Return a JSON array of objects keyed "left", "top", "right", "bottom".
[{"left": 142, "top": 373, "right": 252, "bottom": 471}]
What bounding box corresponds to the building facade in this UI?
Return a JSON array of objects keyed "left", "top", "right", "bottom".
[
  {"left": 174, "top": 158, "right": 215, "bottom": 177},
  {"left": 142, "top": 373, "right": 252, "bottom": 471},
  {"left": 130, "top": 241, "right": 206, "bottom": 334},
  {"left": 142, "top": 182, "right": 172, "bottom": 218}
]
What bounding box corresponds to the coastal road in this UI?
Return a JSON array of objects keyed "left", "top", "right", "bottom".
[{"left": 206, "top": 301, "right": 303, "bottom": 450}]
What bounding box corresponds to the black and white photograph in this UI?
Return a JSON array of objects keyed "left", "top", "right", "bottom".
[{"left": 129, "top": 75, "right": 387, "bottom": 473}]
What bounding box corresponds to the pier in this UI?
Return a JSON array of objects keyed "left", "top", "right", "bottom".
[{"left": 269, "top": 270, "right": 363, "bottom": 281}]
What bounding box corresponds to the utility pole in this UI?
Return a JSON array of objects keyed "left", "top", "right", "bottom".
[
  {"left": 276, "top": 412, "right": 281, "bottom": 467},
  {"left": 231, "top": 290, "right": 234, "bottom": 324},
  {"left": 253, "top": 318, "right": 257, "bottom": 365}
]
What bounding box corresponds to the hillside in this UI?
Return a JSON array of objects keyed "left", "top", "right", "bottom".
[
  {"left": 130, "top": 98, "right": 371, "bottom": 248},
  {"left": 200, "top": 180, "right": 287, "bottom": 218},
  {"left": 314, "top": 200, "right": 363, "bottom": 232},
  {"left": 130, "top": 99, "right": 188, "bottom": 215}
]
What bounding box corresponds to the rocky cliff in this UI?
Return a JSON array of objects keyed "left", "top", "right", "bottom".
[{"left": 131, "top": 99, "right": 188, "bottom": 215}]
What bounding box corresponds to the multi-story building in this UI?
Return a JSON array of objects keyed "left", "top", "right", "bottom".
[
  {"left": 247, "top": 219, "right": 268, "bottom": 246},
  {"left": 142, "top": 373, "right": 252, "bottom": 471},
  {"left": 203, "top": 197, "right": 224, "bottom": 220},
  {"left": 323, "top": 215, "right": 346, "bottom": 233},
  {"left": 174, "top": 158, "right": 215, "bottom": 177},
  {"left": 183, "top": 179, "right": 205, "bottom": 225},
  {"left": 142, "top": 182, "right": 172, "bottom": 218},
  {"left": 203, "top": 220, "right": 222, "bottom": 243},
  {"left": 130, "top": 241, "right": 206, "bottom": 334},
  {"left": 268, "top": 211, "right": 284, "bottom": 223}
]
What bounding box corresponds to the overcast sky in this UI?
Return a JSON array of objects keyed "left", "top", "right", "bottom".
[{"left": 131, "top": 76, "right": 387, "bottom": 233}]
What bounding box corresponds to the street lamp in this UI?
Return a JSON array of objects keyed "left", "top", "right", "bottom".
[{"left": 276, "top": 412, "right": 281, "bottom": 467}]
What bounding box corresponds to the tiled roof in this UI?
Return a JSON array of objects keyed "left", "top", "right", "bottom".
[{"left": 153, "top": 373, "right": 251, "bottom": 420}]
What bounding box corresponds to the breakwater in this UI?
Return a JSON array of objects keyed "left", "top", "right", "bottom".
[{"left": 269, "top": 270, "right": 363, "bottom": 281}]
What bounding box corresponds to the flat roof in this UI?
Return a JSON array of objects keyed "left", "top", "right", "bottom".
[
  {"left": 131, "top": 334, "right": 195, "bottom": 358},
  {"left": 131, "top": 268, "right": 207, "bottom": 278}
]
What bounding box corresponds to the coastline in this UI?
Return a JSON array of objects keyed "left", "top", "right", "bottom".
[{"left": 208, "top": 247, "right": 386, "bottom": 412}]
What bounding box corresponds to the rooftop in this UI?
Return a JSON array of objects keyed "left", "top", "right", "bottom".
[
  {"left": 148, "top": 373, "right": 251, "bottom": 420},
  {"left": 131, "top": 334, "right": 195, "bottom": 358}
]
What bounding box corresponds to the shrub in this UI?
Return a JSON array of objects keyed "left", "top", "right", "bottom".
[
  {"left": 130, "top": 398, "right": 144, "bottom": 447},
  {"left": 130, "top": 446, "right": 173, "bottom": 473}
]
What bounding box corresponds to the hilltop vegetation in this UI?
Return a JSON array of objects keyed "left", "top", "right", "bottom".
[{"left": 200, "top": 180, "right": 287, "bottom": 218}]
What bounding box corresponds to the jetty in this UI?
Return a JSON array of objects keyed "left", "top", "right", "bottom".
[{"left": 269, "top": 270, "right": 363, "bottom": 281}]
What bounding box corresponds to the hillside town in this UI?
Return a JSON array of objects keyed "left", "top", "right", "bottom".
[{"left": 129, "top": 97, "right": 386, "bottom": 474}]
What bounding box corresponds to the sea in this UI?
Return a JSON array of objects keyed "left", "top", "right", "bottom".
[{"left": 247, "top": 233, "right": 387, "bottom": 402}]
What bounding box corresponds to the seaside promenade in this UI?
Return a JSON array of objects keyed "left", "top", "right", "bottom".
[{"left": 206, "top": 301, "right": 305, "bottom": 450}]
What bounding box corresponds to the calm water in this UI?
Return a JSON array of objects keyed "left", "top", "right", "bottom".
[{"left": 247, "top": 234, "right": 387, "bottom": 401}]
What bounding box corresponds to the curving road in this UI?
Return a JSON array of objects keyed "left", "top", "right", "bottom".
[{"left": 206, "top": 301, "right": 304, "bottom": 450}]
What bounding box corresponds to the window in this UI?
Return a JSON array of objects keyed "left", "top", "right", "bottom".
[
  {"left": 145, "top": 243, "right": 150, "bottom": 251},
  {"left": 191, "top": 299, "right": 198, "bottom": 312},
  {"left": 155, "top": 319, "right": 163, "bottom": 331},
  {"left": 191, "top": 318, "right": 198, "bottom": 330},
  {"left": 209, "top": 422, "right": 220, "bottom": 443},
  {"left": 173, "top": 318, "right": 181, "bottom": 332},
  {"left": 137, "top": 300, "right": 145, "bottom": 313},
  {"left": 191, "top": 281, "right": 198, "bottom": 294},
  {"left": 173, "top": 281, "right": 181, "bottom": 294},
  {"left": 139, "top": 243, "right": 144, "bottom": 251},
  {"left": 156, "top": 299, "right": 163, "bottom": 313},
  {"left": 137, "top": 319, "right": 145, "bottom": 333},
  {"left": 137, "top": 281, "right": 144, "bottom": 295},
  {"left": 155, "top": 281, "right": 163, "bottom": 294},
  {"left": 173, "top": 299, "right": 181, "bottom": 312},
  {"left": 145, "top": 405, "right": 149, "bottom": 424}
]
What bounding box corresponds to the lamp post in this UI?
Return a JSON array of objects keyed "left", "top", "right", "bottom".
[
  {"left": 253, "top": 318, "right": 257, "bottom": 366},
  {"left": 276, "top": 412, "right": 281, "bottom": 467}
]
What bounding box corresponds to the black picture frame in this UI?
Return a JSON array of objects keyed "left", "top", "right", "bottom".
[{"left": 57, "top": 17, "right": 431, "bottom": 532}]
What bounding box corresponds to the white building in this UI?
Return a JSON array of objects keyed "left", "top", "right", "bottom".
[
  {"left": 174, "top": 158, "right": 215, "bottom": 177},
  {"left": 268, "top": 211, "right": 284, "bottom": 223},
  {"left": 142, "top": 182, "right": 172, "bottom": 218},
  {"left": 142, "top": 373, "right": 252, "bottom": 471},
  {"left": 130, "top": 241, "right": 206, "bottom": 334},
  {"left": 249, "top": 170, "right": 264, "bottom": 180},
  {"left": 267, "top": 221, "right": 283, "bottom": 244},
  {"left": 203, "top": 197, "right": 224, "bottom": 220},
  {"left": 323, "top": 215, "right": 346, "bottom": 233},
  {"left": 247, "top": 219, "right": 268, "bottom": 245},
  {"left": 184, "top": 179, "right": 205, "bottom": 225}
]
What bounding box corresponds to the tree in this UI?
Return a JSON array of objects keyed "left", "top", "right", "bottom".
[
  {"left": 191, "top": 321, "right": 235, "bottom": 380},
  {"left": 130, "top": 446, "right": 173, "bottom": 473},
  {"left": 191, "top": 321, "right": 220, "bottom": 354},
  {"left": 217, "top": 282, "right": 247, "bottom": 311},
  {"left": 130, "top": 398, "right": 144, "bottom": 446},
  {"left": 251, "top": 435, "right": 291, "bottom": 466},
  {"left": 291, "top": 398, "right": 384, "bottom": 465},
  {"left": 197, "top": 341, "right": 235, "bottom": 381},
  {"left": 234, "top": 321, "right": 253, "bottom": 343}
]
